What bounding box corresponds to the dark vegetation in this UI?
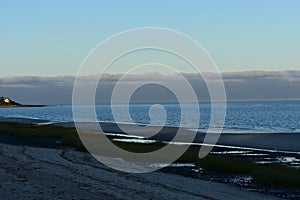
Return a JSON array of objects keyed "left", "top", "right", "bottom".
[{"left": 0, "top": 97, "right": 21, "bottom": 107}]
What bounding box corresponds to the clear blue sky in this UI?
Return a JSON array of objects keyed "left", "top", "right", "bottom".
[{"left": 0, "top": 0, "right": 299, "bottom": 76}]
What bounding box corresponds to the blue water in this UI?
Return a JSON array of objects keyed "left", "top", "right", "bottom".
[{"left": 0, "top": 101, "right": 300, "bottom": 133}]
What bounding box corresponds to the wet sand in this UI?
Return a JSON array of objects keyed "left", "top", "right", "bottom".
[
  {"left": 56, "top": 121, "right": 300, "bottom": 153},
  {"left": 0, "top": 117, "right": 299, "bottom": 152}
]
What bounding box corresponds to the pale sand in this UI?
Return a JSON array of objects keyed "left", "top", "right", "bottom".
[{"left": 0, "top": 142, "right": 281, "bottom": 200}]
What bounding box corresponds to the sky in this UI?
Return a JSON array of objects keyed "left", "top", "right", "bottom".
[{"left": 1, "top": 1, "right": 300, "bottom": 77}]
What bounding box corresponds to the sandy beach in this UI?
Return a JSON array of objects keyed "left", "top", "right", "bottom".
[
  {"left": 1, "top": 117, "right": 299, "bottom": 199},
  {"left": 0, "top": 141, "right": 282, "bottom": 200}
]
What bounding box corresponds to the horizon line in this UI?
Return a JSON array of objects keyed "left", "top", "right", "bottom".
[{"left": 1, "top": 69, "right": 300, "bottom": 78}]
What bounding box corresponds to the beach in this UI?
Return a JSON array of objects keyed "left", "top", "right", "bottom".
[
  {"left": 0, "top": 138, "right": 282, "bottom": 200},
  {"left": 1, "top": 118, "right": 300, "bottom": 199}
]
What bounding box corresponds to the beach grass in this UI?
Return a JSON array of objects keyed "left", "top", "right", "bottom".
[
  {"left": 0, "top": 122, "right": 76, "bottom": 138},
  {"left": 177, "top": 148, "right": 300, "bottom": 187},
  {"left": 0, "top": 122, "right": 300, "bottom": 188},
  {"left": 251, "top": 163, "right": 300, "bottom": 188},
  {"left": 0, "top": 122, "right": 86, "bottom": 150}
]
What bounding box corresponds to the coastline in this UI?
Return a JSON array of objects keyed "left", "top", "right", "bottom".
[
  {"left": 1, "top": 116, "right": 300, "bottom": 153},
  {"left": 0, "top": 105, "right": 45, "bottom": 108},
  {"left": 0, "top": 141, "right": 281, "bottom": 200},
  {"left": 1, "top": 117, "right": 300, "bottom": 199}
]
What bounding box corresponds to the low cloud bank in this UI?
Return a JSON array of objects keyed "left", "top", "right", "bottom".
[{"left": 1, "top": 70, "right": 300, "bottom": 105}]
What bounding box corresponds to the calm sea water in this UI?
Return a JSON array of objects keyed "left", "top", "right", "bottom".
[{"left": 0, "top": 101, "right": 300, "bottom": 133}]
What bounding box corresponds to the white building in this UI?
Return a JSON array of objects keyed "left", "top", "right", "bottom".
[{"left": 4, "top": 98, "right": 10, "bottom": 103}]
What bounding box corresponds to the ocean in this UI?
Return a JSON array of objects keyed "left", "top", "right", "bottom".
[{"left": 1, "top": 100, "right": 300, "bottom": 133}]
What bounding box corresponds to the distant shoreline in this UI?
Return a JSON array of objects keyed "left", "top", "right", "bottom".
[{"left": 0, "top": 105, "right": 46, "bottom": 108}]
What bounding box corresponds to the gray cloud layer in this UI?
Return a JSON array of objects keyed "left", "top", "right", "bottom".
[{"left": 1, "top": 70, "right": 300, "bottom": 105}]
